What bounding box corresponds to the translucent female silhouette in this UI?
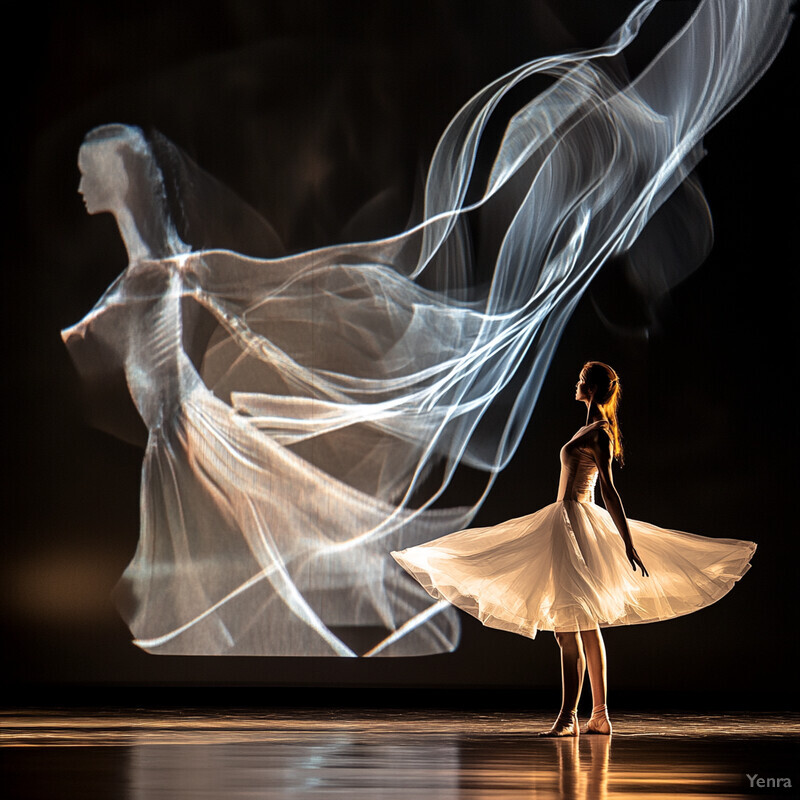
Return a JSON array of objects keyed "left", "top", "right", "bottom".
[{"left": 65, "top": 125, "right": 464, "bottom": 656}]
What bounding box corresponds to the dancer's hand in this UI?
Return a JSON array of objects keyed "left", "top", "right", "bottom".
[{"left": 626, "top": 544, "right": 649, "bottom": 576}]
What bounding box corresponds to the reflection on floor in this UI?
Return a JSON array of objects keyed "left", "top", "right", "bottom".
[{"left": 2, "top": 709, "right": 798, "bottom": 799}]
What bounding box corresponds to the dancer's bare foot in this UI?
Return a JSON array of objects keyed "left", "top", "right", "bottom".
[
  {"left": 580, "top": 704, "right": 612, "bottom": 735},
  {"left": 538, "top": 710, "right": 579, "bottom": 737}
]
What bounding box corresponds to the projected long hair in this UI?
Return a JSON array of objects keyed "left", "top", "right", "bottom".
[{"left": 582, "top": 361, "right": 624, "bottom": 465}]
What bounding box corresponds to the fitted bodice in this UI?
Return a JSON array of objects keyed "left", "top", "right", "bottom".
[{"left": 556, "top": 422, "right": 605, "bottom": 503}]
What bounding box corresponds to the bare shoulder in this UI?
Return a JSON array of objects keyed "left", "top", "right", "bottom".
[
  {"left": 586, "top": 421, "right": 612, "bottom": 455},
  {"left": 585, "top": 419, "right": 610, "bottom": 438}
]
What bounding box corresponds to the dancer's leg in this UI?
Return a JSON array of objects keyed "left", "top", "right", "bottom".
[
  {"left": 579, "top": 627, "right": 612, "bottom": 735},
  {"left": 539, "top": 631, "right": 585, "bottom": 737}
]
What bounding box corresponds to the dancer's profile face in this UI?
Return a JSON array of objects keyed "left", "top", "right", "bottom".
[
  {"left": 575, "top": 372, "right": 592, "bottom": 402},
  {"left": 77, "top": 142, "right": 128, "bottom": 215}
]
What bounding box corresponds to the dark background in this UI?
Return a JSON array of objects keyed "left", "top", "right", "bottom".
[{"left": 4, "top": 0, "right": 797, "bottom": 709}]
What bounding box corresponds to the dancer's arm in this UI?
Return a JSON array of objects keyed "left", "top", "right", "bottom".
[{"left": 591, "top": 431, "right": 649, "bottom": 576}]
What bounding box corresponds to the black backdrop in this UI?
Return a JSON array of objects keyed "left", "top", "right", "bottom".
[{"left": 4, "top": 1, "right": 797, "bottom": 708}]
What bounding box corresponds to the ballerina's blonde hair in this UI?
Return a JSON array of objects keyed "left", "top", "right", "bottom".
[{"left": 581, "top": 361, "right": 624, "bottom": 465}]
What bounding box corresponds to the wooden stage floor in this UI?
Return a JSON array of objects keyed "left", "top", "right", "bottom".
[{"left": 2, "top": 709, "right": 798, "bottom": 798}]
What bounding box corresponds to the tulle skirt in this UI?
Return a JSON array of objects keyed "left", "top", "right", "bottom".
[{"left": 391, "top": 501, "right": 756, "bottom": 638}]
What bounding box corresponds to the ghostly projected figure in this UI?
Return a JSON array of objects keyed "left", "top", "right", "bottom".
[
  {"left": 64, "top": 0, "right": 790, "bottom": 657},
  {"left": 64, "top": 125, "right": 463, "bottom": 656}
]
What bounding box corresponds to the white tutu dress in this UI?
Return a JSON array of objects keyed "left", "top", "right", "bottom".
[{"left": 391, "top": 421, "right": 756, "bottom": 638}]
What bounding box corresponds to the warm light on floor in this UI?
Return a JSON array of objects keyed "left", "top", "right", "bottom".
[{"left": 2, "top": 710, "right": 797, "bottom": 799}]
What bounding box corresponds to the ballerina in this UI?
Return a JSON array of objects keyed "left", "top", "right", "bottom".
[{"left": 391, "top": 361, "right": 756, "bottom": 735}]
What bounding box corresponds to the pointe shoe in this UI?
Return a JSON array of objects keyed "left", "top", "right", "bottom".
[
  {"left": 538, "top": 710, "right": 579, "bottom": 737},
  {"left": 580, "top": 704, "right": 612, "bottom": 735}
]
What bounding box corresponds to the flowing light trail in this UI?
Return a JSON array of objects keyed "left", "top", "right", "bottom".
[{"left": 63, "top": 0, "right": 791, "bottom": 655}]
